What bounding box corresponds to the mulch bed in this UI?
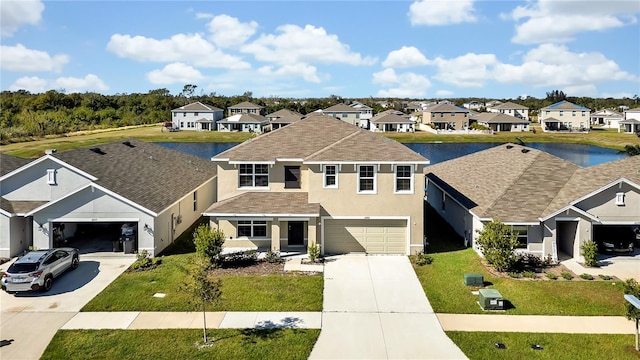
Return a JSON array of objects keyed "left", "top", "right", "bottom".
[
  {"left": 212, "top": 261, "right": 286, "bottom": 276},
  {"left": 480, "top": 259, "right": 618, "bottom": 281}
]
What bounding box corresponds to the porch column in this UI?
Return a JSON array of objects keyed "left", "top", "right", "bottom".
[
  {"left": 271, "top": 219, "right": 281, "bottom": 252},
  {"left": 308, "top": 220, "right": 317, "bottom": 247}
]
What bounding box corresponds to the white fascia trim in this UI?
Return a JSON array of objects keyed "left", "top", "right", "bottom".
[
  {"left": 597, "top": 220, "right": 640, "bottom": 225},
  {"left": 0, "top": 155, "right": 98, "bottom": 182},
  {"left": 503, "top": 222, "right": 539, "bottom": 226},
  {"left": 49, "top": 217, "right": 140, "bottom": 222},
  {"left": 540, "top": 205, "right": 599, "bottom": 222},
  {"left": 211, "top": 157, "right": 229, "bottom": 162},
  {"left": 0, "top": 209, "right": 13, "bottom": 217},
  {"left": 276, "top": 158, "right": 304, "bottom": 162},
  {"left": 204, "top": 213, "right": 319, "bottom": 218},
  {"left": 208, "top": 217, "right": 274, "bottom": 221},
  {"left": 569, "top": 177, "right": 640, "bottom": 206},
  {"left": 305, "top": 161, "right": 429, "bottom": 165},
  {"left": 26, "top": 183, "right": 157, "bottom": 217},
  {"left": 229, "top": 161, "right": 276, "bottom": 165}
]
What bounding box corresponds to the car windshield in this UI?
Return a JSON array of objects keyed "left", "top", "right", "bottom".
[{"left": 7, "top": 263, "right": 39, "bottom": 274}]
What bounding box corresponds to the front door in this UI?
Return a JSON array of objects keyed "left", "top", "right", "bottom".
[{"left": 288, "top": 221, "right": 304, "bottom": 246}]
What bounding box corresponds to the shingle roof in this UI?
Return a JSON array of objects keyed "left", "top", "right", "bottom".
[
  {"left": 53, "top": 139, "right": 216, "bottom": 213},
  {"left": 270, "top": 114, "right": 302, "bottom": 124},
  {"left": 620, "top": 118, "right": 640, "bottom": 124},
  {"left": 540, "top": 100, "right": 590, "bottom": 111},
  {"left": 371, "top": 113, "right": 414, "bottom": 124},
  {"left": 203, "top": 192, "right": 320, "bottom": 216},
  {"left": 474, "top": 113, "right": 529, "bottom": 124},
  {"left": 172, "top": 102, "right": 223, "bottom": 112},
  {"left": 266, "top": 109, "right": 302, "bottom": 118},
  {"left": 427, "top": 103, "right": 469, "bottom": 113},
  {"left": 426, "top": 144, "right": 579, "bottom": 221},
  {"left": 491, "top": 102, "right": 528, "bottom": 110},
  {"left": 229, "top": 101, "right": 264, "bottom": 109},
  {"left": 0, "top": 153, "right": 31, "bottom": 176},
  {"left": 218, "top": 113, "right": 269, "bottom": 124},
  {"left": 0, "top": 198, "right": 48, "bottom": 214},
  {"left": 323, "top": 103, "right": 359, "bottom": 112},
  {"left": 213, "top": 115, "right": 428, "bottom": 163}
]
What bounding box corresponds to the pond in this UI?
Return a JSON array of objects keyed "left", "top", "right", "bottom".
[{"left": 157, "top": 141, "right": 628, "bottom": 167}]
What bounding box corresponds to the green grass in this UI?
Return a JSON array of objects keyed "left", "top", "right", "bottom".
[
  {"left": 446, "top": 332, "right": 639, "bottom": 360},
  {"left": 82, "top": 253, "right": 323, "bottom": 312},
  {"left": 41, "top": 329, "right": 320, "bottom": 360},
  {"left": 416, "top": 205, "right": 626, "bottom": 316}
]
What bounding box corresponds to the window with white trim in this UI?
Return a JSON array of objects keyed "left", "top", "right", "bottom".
[
  {"left": 47, "top": 169, "right": 56, "bottom": 185},
  {"left": 616, "top": 192, "right": 625, "bottom": 206},
  {"left": 395, "top": 165, "right": 413, "bottom": 192},
  {"left": 323, "top": 165, "right": 338, "bottom": 188},
  {"left": 357, "top": 165, "right": 376, "bottom": 193},
  {"left": 193, "top": 191, "right": 197, "bottom": 211},
  {"left": 237, "top": 220, "right": 267, "bottom": 237},
  {"left": 512, "top": 225, "right": 528, "bottom": 249},
  {"left": 239, "top": 164, "right": 269, "bottom": 188}
]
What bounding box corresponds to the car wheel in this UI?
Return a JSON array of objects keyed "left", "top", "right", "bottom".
[
  {"left": 71, "top": 256, "right": 79, "bottom": 270},
  {"left": 42, "top": 276, "right": 53, "bottom": 292}
]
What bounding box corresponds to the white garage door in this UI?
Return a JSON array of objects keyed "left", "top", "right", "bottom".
[{"left": 324, "top": 219, "right": 407, "bottom": 255}]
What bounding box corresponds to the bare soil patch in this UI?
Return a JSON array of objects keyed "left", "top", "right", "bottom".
[{"left": 211, "top": 261, "right": 287, "bottom": 276}]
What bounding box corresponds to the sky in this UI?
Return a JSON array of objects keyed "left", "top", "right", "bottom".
[{"left": 1, "top": 0, "right": 639, "bottom": 99}]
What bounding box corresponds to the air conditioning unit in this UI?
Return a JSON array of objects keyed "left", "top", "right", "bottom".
[
  {"left": 464, "top": 273, "right": 484, "bottom": 286},
  {"left": 479, "top": 289, "right": 504, "bottom": 310}
]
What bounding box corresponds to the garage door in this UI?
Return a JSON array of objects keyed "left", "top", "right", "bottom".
[{"left": 324, "top": 219, "right": 407, "bottom": 254}]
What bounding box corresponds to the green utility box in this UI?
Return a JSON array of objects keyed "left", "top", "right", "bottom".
[
  {"left": 479, "top": 289, "right": 504, "bottom": 310},
  {"left": 464, "top": 273, "right": 484, "bottom": 286}
]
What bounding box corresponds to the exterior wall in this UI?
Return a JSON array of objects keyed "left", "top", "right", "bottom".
[
  {"left": 426, "top": 180, "right": 473, "bottom": 246},
  {"left": 541, "top": 110, "right": 589, "bottom": 130},
  {"left": 575, "top": 184, "right": 640, "bottom": 223},
  {"left": 2, "top": 159, "right": 92, "bottom": 202},
  {"left": 422, "top": 111, "right": 469, "bottom": 130},
  {"left": 229, "top": 107, "right": 264, "bottom": 116},
  {"left": 172, "top": 110, "right": 223, "bottom": 131},
  {"left": 373, "top": 123, "right": 415, "bottom": 132},
  {"left": 625, "top": 111, "right": 640, "bottom": 121},
  {"left": 217, "top": 122, "right": 267, "bottom": 133},
  {"left": 216, "top": 162, "right": 308, "bottom": 201},
  {"left": 212, "top": 218, "right": 273, "bottom": 249},
  {"left": 490, "top": 108, "right": 529, "bottom": 121},
  {"left": 324, "top": 112, "right": 360, "bottom": 126},
  {"left": 1, "top": 215, "right": 32, "bottom": 257}
]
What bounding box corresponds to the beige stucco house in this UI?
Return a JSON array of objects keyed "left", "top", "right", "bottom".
[
  {"left": 228, "top": 101, "right": 265, "bottom": 116},
  {"left": 426, "top": 143, "right": 640, "bottom": 263},
  {"left": 204, "top": 115, "right": 430, "bottom": 255},
  {"left": 322, "top": 103, "right": 364, "bottom": 127},
  {"left": 420, "top": 103, "right": 471, "bottom": 130},
  {"left": 539, "top": 101, "right": 590, "bottom": 132}
]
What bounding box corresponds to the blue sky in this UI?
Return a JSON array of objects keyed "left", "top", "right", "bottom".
[{"left": 1, "top": 0, "right": 639, "bottom": 99}]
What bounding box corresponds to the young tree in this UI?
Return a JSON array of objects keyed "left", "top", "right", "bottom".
[
  {"left": 476, "top": 220, "right": 520, "bottom": 272},
  {"left": 193, "top": 224, "right": 225, "bottom": 267},
  {"left": 580, "top": 240, "right": 599, "bottom": 267},
  {"left": 182, "top": 256, "right": 222, "bottom": 344},
  {"left": 624, "top": 279, "right": 640, "bottom": 320}
]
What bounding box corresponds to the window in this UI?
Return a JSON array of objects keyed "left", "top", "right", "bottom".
[
  {"left": 358, "top": 165, "right": 376, "bottom": 193},
  {"left": 324, "top": 165, "right": 338, "bottom": 188},
  {"left": 441, "top": 192, "right": 446, "bottom": 211},
  {"left": 616, "top": 192, "right": 625, "bottom": 206},
  {"left": 440, "top": 113, "right": 444, "bottom": 117},
  {"left": 173, "top": 112, "right": 176, "bottom": 117},
  {"left": 356, "top": 113, "right": 360, "bottom": 119},
  {"left": 395, "top": 165, "right": 413, "bottom": 192},
  {"left": 237, "top": 220, "right": 267, "bottom": 237},
  {"left": 239, "top": 164, "right": 269, "bottom": 188},
  {"left": 450, "top": 112, "right": 455, "bottom": 116},
  {"left": 183, "top": 112, "right": 186, "bottom": 117},
  {"left": 342, "top": 113, "right": 348, "bottom": 118},
  {"left": 193, "top": 191, "right": 197, "bottom": 211},
  {"left": 47, "top": 169, "right": 56, "bottom": 185},
  {"left": 181, "top": 122, "right": 184, "bottom": 127},
  {"left": 559, "top": 110, "right": 564, "bottom": 116},
  {"left": 194, "top": 112, "right": 198, "bottom": 116},
  {"left": 582, "top": 111, "right": 586, "bottom": 116},
  {"left": 545, "top": 110, "right": 550, "bottom": 115},
  {"left": 572, "top": 111, "right": 576, "bottom": 117},
  {"left": 284, "top": 166, "right": 301, "bottom": 189},
  {"left": 512, "top": 226, "right": 528, "bottom": 249}
]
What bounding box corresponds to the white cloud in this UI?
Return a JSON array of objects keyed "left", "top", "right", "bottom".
[
  {"left": 506, "top": 0, "right": 639, "bottom": 44},
  {"left": 241, "top": 24, "right": 376, "bottom": 66},
  {"left": 146, "top": 63, "right": 204, "bottom": 85},
  {"left": 382, "top": 46, "right": 430, "bottom": 68},
  {"left": 372, "top": 68, "right": 431, "bottom": 97},
  {"left": 206, "top": 14, "right": 258, "bottom": 48},
  {"left": 408, "top": 0, "right": 477, "bottom": 26},
  {"left": 562, "top": 84, "right": 597, "bottom": 97},
  {"left": 106, "top": 33, "right": 250, "bottom": 69},
  {"left": 1, "top": 0, "right": 44, "bottom": 37},
  {"left": 258, "top": 63, "right": 322, "bottom": 83},
  {"left": 431, "top": 53, "right": 499, "bottom": 87},
  {"left": 9, "top": 74, "right": 108, "bottom": 93},
  {"left": 0, "top": 44, "right": 69, "bottom": 72},
  {"left": 436, "top": 90, "right": 454, "bottom": 97},
  {"left": 601, "top": 91, "right": 635, "bottom": 99}
]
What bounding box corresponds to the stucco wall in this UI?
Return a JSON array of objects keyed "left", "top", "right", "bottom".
[{"left": 576, "top": 184, "right": 640, "bottom": 223}]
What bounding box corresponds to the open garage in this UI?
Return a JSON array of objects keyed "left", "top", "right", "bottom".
[
  {"left": 593, "top": 224, "right": 640, "bottom": 254},
  {"left": 51, "top": 221, "right": 138, "bottom": 255},
  {"left": 323, "top": 219, "right": 408, "bottom": 255}
]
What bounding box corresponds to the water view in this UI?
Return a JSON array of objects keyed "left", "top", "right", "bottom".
[{"left": 157, "top": 141, "right": 627, "bottom": 167}]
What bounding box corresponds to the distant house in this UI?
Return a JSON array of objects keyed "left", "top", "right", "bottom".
[
  {"left": 322, "top": 104, "right": 364, "bottom": 127},
  {"left": 473, "top": 113, "right": 529, "bottom": 132},
  {"left": 349, "top": 102, "right": 374, "bottom": 128},
  {"left": 463, "top": 101, "right": 484, "bottom": 111},
  {"left": 619, "top": 107, "right": 640, "bottom": 133},
  {"left": 426, "top": 143, "right": 640, "bottom": 263},
  {"left": 590, "top": 109, "right": 623, "bottom": 128},
  {"left": 171, "top": 102, "right": 224, "bottom": 131},
  {"left": 217, "top": 113, "right": 269, "bottom": 133},
  {"left": 204, "top": 115, "right": 429, "bottom": 255},
  {"left": 370, "top": 113, "right": 415, "bottom": 132},
  {"left": 228, "top": 101, "right": 265, "bottom": 116},
  {"left": 539, "top": 101, "right": 590, "bottom": 132},
  {"left": 266, "top": 109, "right": 303, "bottom": 130},
  {"left": 488, "top": 101, "right": 529, "bottom": 121},
  {"left": 0, "top": 140, "right": 216, "bottom": 258},
  {"left": 624, "top": 107, "right": 640, "bottom": 121},
  {"left": 420, "top": 103, "right": 471, "bottom": 130}
]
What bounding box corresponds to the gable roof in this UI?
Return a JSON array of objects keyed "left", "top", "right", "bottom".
[
  {"left": 266, "top": 109, "right": 302, "bottom": 118},
  {"left": 213, "top": 115, "right": 428, "bottom": 164},
  {"left": 474, "top": 113, "right": 528, "bottom": 124},
  {"left": 492, "top": 101, "right": 528, "bottom": 110},
  {"left": 426, "top": 103, "right": 469, "bottom": 113},
  {"left": 540, "top": 100, "right": 590, "bottom": 111},
  {"left": 270, "top": 114, "right": 302, "bottom": 124},
  {"left": 323, "top": 103, "right": 360, "bottom": 112},
  {"left": 371, "top": 113, "right": 414, "bottom": 124},
  {"left": 229, "top": 101, "right": 264, "bottom": 109},
  {"left": 0, "top": 153, "right": 32, "bottom": 176},
  {"left": 52, "top": 139, "right": 216, "bottom": 213},
  {"left": 172, "top": 102, "right": 222, "bottom": 112},
  {"left": 218, "top": 113, "right": 269, "bottom": 124}
]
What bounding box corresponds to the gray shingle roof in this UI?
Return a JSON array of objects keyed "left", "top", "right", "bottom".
[
  {"left": 270, "top": 114, "right": 302, "bottom": 124},
  {"left": 53, "top": 139, "right": 216, "bottom": 213},
  {"left": 370, "top": 113, "right": 414, "bottom": 124},
  {"left": 491, "top": 102, "right": 528, "bottom": 110},
  {"left": 0, "top": 153, "right": 31, "bottom": 176},
  {"left": 218, "top": 113, "right": 269, "bottom": 124},
  {"left": 266, "top": 109, "right": 302, "bottom": 118},
  {"left": 214, "top": 115, "right": 428, "bottom": 163},
  {"left": 229, "top": 101, "right": 264, "bottom": 109},
  {"left": 427, "top": 103, "right": 469, "bottom": 113},
  {"left": 474, "top": 113, "right": 529, "bottom": 124},
  {"left": 172, "top": 102, "right": 223, "bottom": 112},
  {"left": 540, "top": 100, "right": 590, "bottom": 111},
  {"left": 203, "top": 192, "right": 320, "bottom": 216},
  {"left": 323, "top": 103, "right": 359, "bottom": 112}
]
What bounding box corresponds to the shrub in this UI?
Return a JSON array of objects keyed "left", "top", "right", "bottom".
[
  {"left": 580, "top": 273, "right": 594, "bottom": 280},
  {"left": 580, "top": 240, "right": 598, "bottom": 267},
  {"left": 415, "top": 253, "right": 434, "bottom": 266},
  {"left": 507, "top": 271, "right": 522, "bottom": 278},
  {"left": 546, "top": 273, "right": 558, "bottom": 280},
  {"left": 264, "top": 249, "right": 282, "bottom": 264},
  {"left": 599, "top": 274, "right": 612, "bottom": 280},
  {"left": 476, "top": 220, "right": 520, "bottom": 272},
  {"left": 523, "top": 270, "right": 537, "bottom": 279},
  {"left": 193, "top": 224, "right": 225, "bottom": 267},
  {"left": 129, "top": 250, "right": 161, "bottom": 271},
  {"left": 225, "top": 250, "right": 258, "bottom": 266},
  {"left": 623, "top": 279, "right": 640, "bottom": 321},
  {"left": 308, "top": 243, "right": 321, "bottom": 262},
  {"left": 561, "top": 272, "right": 573, "bottom": 280},
  {"left": 470, "top": 123, "right": 489, "bottom": 131}
]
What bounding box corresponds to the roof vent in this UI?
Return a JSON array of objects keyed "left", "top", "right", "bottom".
[
  {"left": 506, "top": 145, "right": 513, "bottom": 149},
  {"left": 89, "top": 147, "right": 106, "bottom": 155},
  {"left": 45, "top": 149, "right": 57, "bottom": 155},
  {"left": 123, "top": 141, "right": 135, "bottom": 148},
  {"left": 521, "top": 149, "right": 530, "bottom": 153}
]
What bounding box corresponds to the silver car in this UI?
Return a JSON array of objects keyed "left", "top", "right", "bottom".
[{"left": 1, "top": 248, "right": 79, "bottom": 293}]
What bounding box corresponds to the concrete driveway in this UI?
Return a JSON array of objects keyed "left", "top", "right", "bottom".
[
  {"left": 0, "top": 255, "right": 134, "bottom": 360},
  {"left": 562, "top": 251, "right": 640, "bottom": 281},
  {"left": 309, "top": 255, "right": 466, "bottom": 360}
]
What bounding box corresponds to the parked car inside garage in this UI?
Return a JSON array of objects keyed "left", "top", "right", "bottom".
[{"left": 594, "top": 225, "right": 638, "bottom": 254}]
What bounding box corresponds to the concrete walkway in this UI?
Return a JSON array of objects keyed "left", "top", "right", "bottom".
[{"left": 309, "top": 254, "right": 467, "bottom": 360}]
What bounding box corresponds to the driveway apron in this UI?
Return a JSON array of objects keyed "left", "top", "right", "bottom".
[{"left": 310, "top": 255, "right": 467, "bottom": 360}]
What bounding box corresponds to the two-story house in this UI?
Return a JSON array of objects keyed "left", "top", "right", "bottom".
[
  {"left": 420, "top": 103, "right": 471, "bottom": 130},
  {"left": 265, "top": 109, "right": 303, "bottom": 130},
  {"left": 171, "top": 102, "right": 224, "bottom": 131},
  {"left": 539, "top": 101, "right": 590, "bottom": 132},
  {"left": 590, "top": 109, "right": 623, "bottom": 128},
  {"left": 228, "top": 101, "right": 265, "bottom": 116},
  {"left": 322, "top": 104, "right": 364, "bottom": 127},
  {"left": 203, "top": 115, "right": 430, "bottom": 255},
  {"left": 488, "top": 101, "right": 529, "bottom": 121},
  {"left": 349, "top": 102, "right": 374, "bottom": 128},
  {"left": 620, "top": 107, "right": 640, "bottom": 134}
]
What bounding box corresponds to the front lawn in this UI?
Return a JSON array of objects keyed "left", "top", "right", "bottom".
[
  {"left": 82, "top": 253, "right": 323, "bottom": 312},
  {"left": 416, "top": 205, "right": 626, "bottom": 315},
  {"left": 447, "top": 332, "right": 638, "bottom": 360},
  {"left": 42, "top": 329, "right": 320, "bottom": 360}
]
